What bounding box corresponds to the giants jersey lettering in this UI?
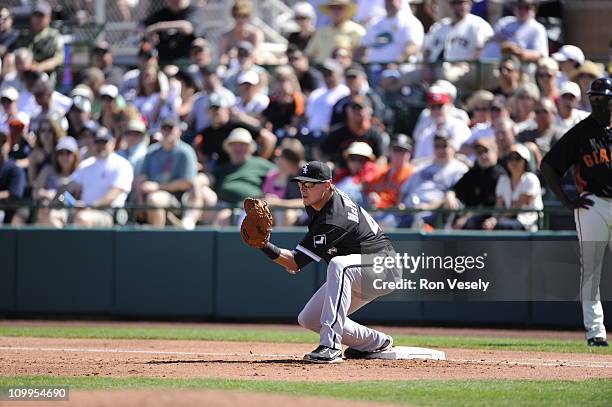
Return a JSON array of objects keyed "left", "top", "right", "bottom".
[
  {"left": 293, "top": 189, "right": 393, "bottom": 269},
  {"left": 542, "top": 115, "right": 612, "bottom": 198}
]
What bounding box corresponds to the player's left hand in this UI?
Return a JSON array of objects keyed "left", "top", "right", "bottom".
[{"left": 566, "top": 193, "right": 594, "bottom": 210}]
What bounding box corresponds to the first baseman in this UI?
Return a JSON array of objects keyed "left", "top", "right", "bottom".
[
  {"left": 541, "top": 77, "right": 611, "bottom": 347},
  {"left": 255, "top": 161, "right": 402, "bottom": 363}
]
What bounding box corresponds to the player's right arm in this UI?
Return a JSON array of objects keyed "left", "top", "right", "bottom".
[{"left": 540, "top": 126, "right": 594, "bottom": 210}]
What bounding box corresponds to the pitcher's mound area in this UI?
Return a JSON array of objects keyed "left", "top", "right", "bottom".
[{"left": 1, "top": 337, "right": 611, "bottom": 381}]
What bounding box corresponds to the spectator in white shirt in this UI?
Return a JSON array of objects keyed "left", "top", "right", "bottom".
[
  {"left": 424, "top": 0, "right": 493, "bottom": 63},
  {"left": 305, "top": 59, "right": 349, "bottom": 136},
  {"left": 190, "top": 65, "right": 236, "bottom": 134},
  {"left": 480, "top": 0, "right": 548, "bottom": 63},
  {"left": 483, "top": 143, "right": 543, "bottom": 231},
  {"left": 63, "top": 127, "right": 134, "bottom": 227},
  {"left": 555, "top": 81, "right": 589, "bottom": 134},
  {"left": 412, "top": 86, "right": 471, "bottom": 161},
  {"left": 235, "top": 70, "right": 270, "bottom": 118},
  {"left": 356, "top": 0, "right": 424, "bottom": 64}
]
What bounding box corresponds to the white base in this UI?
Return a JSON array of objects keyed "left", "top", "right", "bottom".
[{"left": 364, "top": 346, "right": 446, "bottom": 360}]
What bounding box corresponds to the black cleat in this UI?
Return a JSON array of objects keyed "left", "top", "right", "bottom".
[
  {"left": 587, "top": 337, "right": 609, "bottom": 347},
  {"left": 303, "top": 345, "right": 343, "bottom": 363},
  {"left": 344, "top": 336, "right": 394, "bottom": 359}
]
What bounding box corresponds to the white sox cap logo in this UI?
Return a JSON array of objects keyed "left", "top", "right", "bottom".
[
  {"left": 301, "top": 163, "right": 309, "bottom": 174},
  {"left": 313, "top": 234, "right": 326, "bottom": 247}
]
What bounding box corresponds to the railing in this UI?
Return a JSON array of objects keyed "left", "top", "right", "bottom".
[{"left": 0, "top": 201, "right": 573, "bottom": 231}]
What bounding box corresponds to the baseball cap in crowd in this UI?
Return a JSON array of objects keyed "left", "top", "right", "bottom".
[
  {"left": 293, "top": 1, "right": 316, "bottom": 21},
  {"left": 391, "top": 134, "right": 413, "bottom": 151},
  {"left": 320, "top": 58, "right": 343, "bottom": 75},
  {"left": 0, "top": 87, "right": 19, "bottom": 102},
  {"left": 81, "top": 120, "right": 99, "bottom": 136},
  {"left": 466, "top": 90, "right": 495, "bottom": 112},
  {"left": 560, "top": 81, "right": 581, "bottom": 98},
  {"left": 125, "top": 119, "right": 147, "bottom": 134},
  {"left": 491, "top": 95, "right": 507, "bottom": 111},
  {"left": 94, "top": 126, "right": 114, "bottom": 142},
  {"left": 553, "top": 45, "right": 585, "bottom": 65},
  {"left": 222, "top": 127, "right": 256, "bottom": 154},
  {"left": 191, "top": 37, "right": 209, "bottom": 51},
  {"left": 99, "top": 84, "right": 119, "bottom": 99},
  {"left": 344, "top": 141, "right": 375, "bottom": 161},
  {"left": 93, "top": 40, "right": 111, "bottom": 53},
  {"left": 432, "top": 80, "right": 457, "bottom": 101},
  {"left": 291, "top": 161, "right": 332, "bottom": 183},
  {"left": 427, "top": 86, "right": 452, "bottom": 105},
  {"left": 9, "top": 112, "right": 30, "bottom": 128},
  {"left": 237, "top": 70, "right": 260, "bottom": 86},
  {"left": 200, "top": 63, "right": 219, "bottom": 76},
  {"left": 345, "top": 63, "right": 366, "bottom": 78},
  {"left": 509, "top": 143, "right": 531, "bottom": 163},
  {"left": 55, "top": 136, "right": 79, "bottom": 153},
  {"left": 381, "top": 69, "right": 401, "bottom": 80},
  {"left": 70, "top": 84, "right": 94, "bottom": 101},
  {"left": 32, "top": 1, "right": 52, "bottom": 16},
  {"left": 71, "top": 96, "right": 91, "bottom": 113},
  {"left": 160, "top": 116, "right": 181, "bottom": 129},
  {"left": 208, "top": 92, "right": 231, "bottom": 108}
]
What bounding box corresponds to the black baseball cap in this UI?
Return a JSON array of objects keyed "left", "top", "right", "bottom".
[
  {"left": 587, "top": 77, "right": 612, "bottom": 96},
  {"left": 391, "top": 134, "right": 413, "bottom": 151},
  {"left": 291, "top": 161, "right": 332, "bottom": 183},
  {"left": 94, "top": 126, "right": 114, "bottom": 142}
]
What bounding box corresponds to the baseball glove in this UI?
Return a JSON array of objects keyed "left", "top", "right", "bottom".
[{"left": 240, "top": 197, "right": 273, "bottom": 248}]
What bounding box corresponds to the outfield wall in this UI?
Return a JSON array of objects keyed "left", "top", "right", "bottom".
[{"left": 0, "top": 227, "right": 610, "bottom": 329}]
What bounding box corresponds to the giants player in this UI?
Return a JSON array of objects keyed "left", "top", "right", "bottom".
[
  {"left": 259, "top": 161, "right": 401, "bottom": 362},
  {"left": 541, "top": 77, "right": 612, "bottom": 347}
]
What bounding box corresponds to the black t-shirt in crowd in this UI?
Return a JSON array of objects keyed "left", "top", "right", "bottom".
[
  {"left": 293, "top": 188, "right": 393, "bottom": 269},
  {"left": 287, "top": 31, "right": 312, "bottom": 51},
  {"left": 542, "top": 115, "right": 612, "bottom": 198},
  {"left": 452, "top": 164, "right": 507, "bottom": 207},
  {"left": 330, "top": 91, "right": 387, "bottom": 128},
  {"left": 195, "top": 119, "right": 261, "bottom": 165},
  {"left": 262, "top": 94, "right": 304, "bottom": 133},
  {"left": 142, "top": 6, "right": 198, "bottom": 62},
  {"left": 320, "top": 124, "right": 386, "bottom": 167}
]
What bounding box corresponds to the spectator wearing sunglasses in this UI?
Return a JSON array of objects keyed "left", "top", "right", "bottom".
[
  {"left": 535, "top": 57, "right": 560, "bottom": 102},
  {"left": 483, "top": 143, "right": 543, "bottom": 231}
]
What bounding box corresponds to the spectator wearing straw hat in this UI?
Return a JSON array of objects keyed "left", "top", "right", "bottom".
[
  {"left": 573, "top": 61, "right": 605, "bottom": 112},
  {"left": 213, "top": 127, "right": 274, "bottom": 208},
  {"left": 306, "top": 0, "right": 366, "bottom": 65}
]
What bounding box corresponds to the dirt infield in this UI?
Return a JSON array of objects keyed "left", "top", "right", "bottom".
[{"left": 1, "top": 336, "right": 611, "bottom": 381}]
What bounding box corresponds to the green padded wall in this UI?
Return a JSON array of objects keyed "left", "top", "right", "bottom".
[
  {"left": 114, "top": 229, "right": 215, "bottom": 316},
  {"left": 0, "top": 229, "right": 17, "bottom": 312},
  {"left": 16, "top": 229, "right": 114, "bottom": 313}
]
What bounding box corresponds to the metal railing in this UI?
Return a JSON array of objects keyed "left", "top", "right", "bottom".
[{"left": 0, "top": 201, "right": 573, "bottom": 231}]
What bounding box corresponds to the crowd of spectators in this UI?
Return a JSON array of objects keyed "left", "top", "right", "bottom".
[{"left": 0, "top": 0, "right": 610, "bottom": 230}]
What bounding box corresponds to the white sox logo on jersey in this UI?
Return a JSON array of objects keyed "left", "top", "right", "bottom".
[{"left": 313, "top": 234, "right": 326, "bottom": 247}]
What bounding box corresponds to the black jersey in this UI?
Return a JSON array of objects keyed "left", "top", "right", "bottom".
[
  {"left": 293, "top": 188, "right": 393, "bottom": 269},
  {"left": 542, "top": 115, "right": 612, "bottom": 198}
]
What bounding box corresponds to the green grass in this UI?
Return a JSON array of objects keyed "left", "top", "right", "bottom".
[
  {"left": 0, "top": 376, "right": 610, "bottom": 407},
  {"left": 0, "top": 325, "right": 610, "bottom": 354}
]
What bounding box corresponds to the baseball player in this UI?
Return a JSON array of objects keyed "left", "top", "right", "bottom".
[
  {"left": 250, "top": 161, "right": 401, "bottom": 363},
  {"left": 541, "top": 77, "right": 612, "bottom": 347}
]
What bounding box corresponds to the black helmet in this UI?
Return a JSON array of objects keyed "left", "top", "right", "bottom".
[{"left": 587, "top": 77, "right": 612, "bottom": 97}]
